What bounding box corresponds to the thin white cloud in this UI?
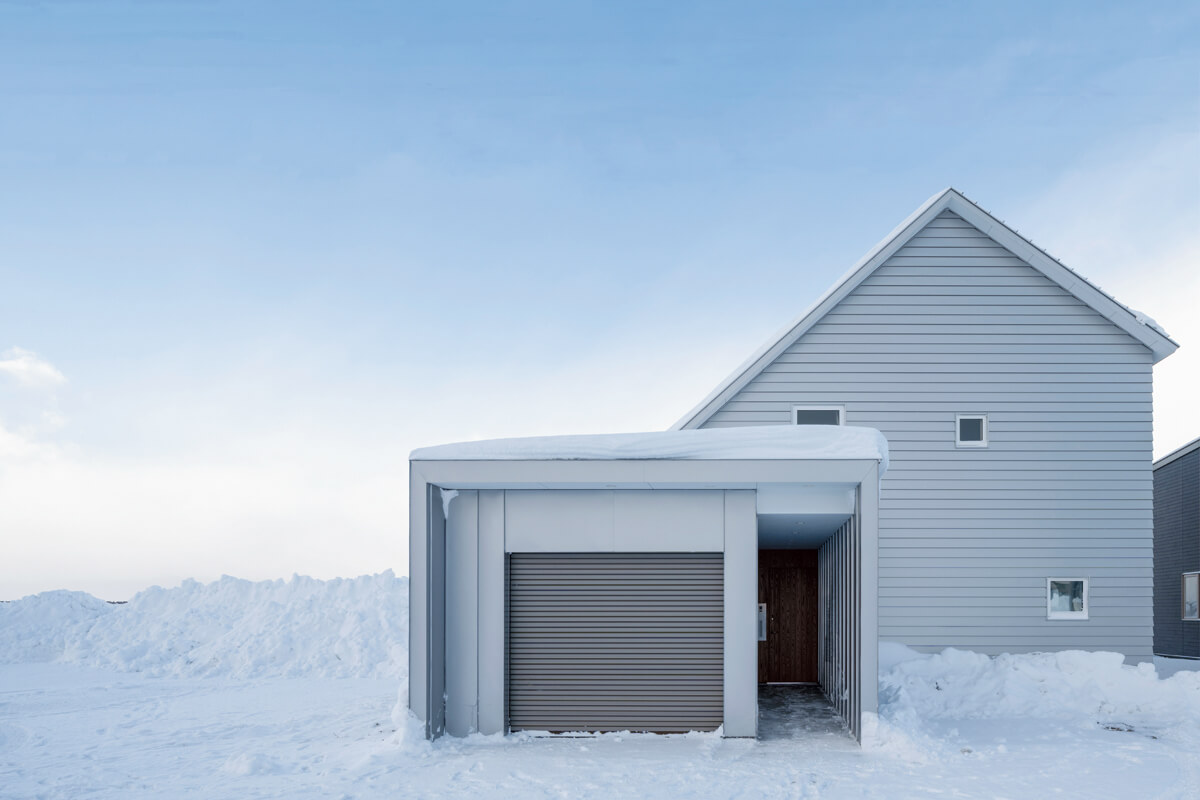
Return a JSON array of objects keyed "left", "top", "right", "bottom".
[
  {"left": 0, "top": 420, "right": 58, "bottom": 462},
  {"left": 0, "top": 347, "right": 67, "bottom": 390}
]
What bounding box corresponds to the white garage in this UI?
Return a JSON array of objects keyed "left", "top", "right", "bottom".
[{"left": 408, "top": 426, "right": 886, "bottom": 741}]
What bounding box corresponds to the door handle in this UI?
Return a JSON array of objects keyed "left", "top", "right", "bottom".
[{"left": 757, "top": 603, "right": 767, "bottom": 641}]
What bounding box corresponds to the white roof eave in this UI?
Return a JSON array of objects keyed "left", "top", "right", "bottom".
[{"left": 412, "top": 424, "right": 889, "bottom": 472}]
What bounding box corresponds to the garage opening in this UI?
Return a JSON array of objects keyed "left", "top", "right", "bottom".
[{"left": 507, "top": 552, "right": 724, "bottom": 734}]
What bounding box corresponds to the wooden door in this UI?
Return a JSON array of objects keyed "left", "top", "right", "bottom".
[{"left": 757, "top": 549, "right": 819, "bottom": 683}]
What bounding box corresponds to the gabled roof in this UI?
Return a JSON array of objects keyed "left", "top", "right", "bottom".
[{"left": 673, "top": 188, "right": 1180, "bottom": 431}]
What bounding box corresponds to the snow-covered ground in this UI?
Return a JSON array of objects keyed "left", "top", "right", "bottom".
[{"left": 3, "top": 574, "right": 1199, "bottom": 799}]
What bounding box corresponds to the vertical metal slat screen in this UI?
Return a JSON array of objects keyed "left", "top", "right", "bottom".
[
  {"left": 508, "top": 553, "right": 724, "bottom": 734},
  {"left": 818, "top": 511, "right": 861, "bottom": 741}
]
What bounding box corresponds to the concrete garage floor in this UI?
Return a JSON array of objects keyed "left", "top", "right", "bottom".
[{"left": 757, "top": 684, "right": 852, "bottom": 741}]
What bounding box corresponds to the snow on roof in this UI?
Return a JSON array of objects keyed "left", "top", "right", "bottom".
[
  {"left": 411, "top": 425, "right": 888, "bottom": 471},
  {"left": 1129, "top": 307, "right": 1171, "bottom": 340}
]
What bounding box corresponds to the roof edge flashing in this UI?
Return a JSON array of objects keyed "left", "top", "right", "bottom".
[
  {"left": 1155, "top": 436, "right": 1200, "bottom": 470},
  {"left": 411, "top": 425, "right": 888, "bottom": 472}
]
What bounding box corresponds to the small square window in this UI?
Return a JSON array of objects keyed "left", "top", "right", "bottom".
[
  {"left": 1183, "top": 573, "right": 1199, "bottom": 621},
  {"left": 793, "top": 405, "right": 844, "bottom": 426},
  {"left": 956, "top": 414, "right": 988, "bottom": 447},
  {"left": 1047, "top": 578, "right": 1088, "bottom": 620}
]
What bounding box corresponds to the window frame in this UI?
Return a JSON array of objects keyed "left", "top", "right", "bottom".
[
  {"left": 955, "top": 413, "right": 989, "bottom": 448},
  {"left": 792, "top": 404, "right": 845, "bottom": 426},
  {"left": 1046, "top": 577, "right": 1089, "bottom": 621},
  {"left": 1183, "top": 572, "right": 1200, "bottom": 621}
]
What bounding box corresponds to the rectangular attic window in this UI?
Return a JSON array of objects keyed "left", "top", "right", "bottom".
[
  {"left": 793, "top": 405, "right": 844, "bottom": 426},
  {"left": 956, "top": 414, "right": 988, "bottom": 447}
]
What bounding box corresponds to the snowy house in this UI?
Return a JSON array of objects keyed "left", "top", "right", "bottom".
[
  {"left": 409, "top": 188, "right": 1177, "bottom": 741},
  {"left": 1153, "top": 436, "right": 1200, "bottom": 659}
]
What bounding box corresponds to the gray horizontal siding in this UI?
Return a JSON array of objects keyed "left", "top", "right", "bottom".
[
  {"left": 881, "top": 575, "right": 1152, "bottom": 587},
  {"left": 883, "top": 589, "right": 1151, "bottom": 601},
  {"left": 702, "top": 208, "right": 1155, "bottom": 658}
]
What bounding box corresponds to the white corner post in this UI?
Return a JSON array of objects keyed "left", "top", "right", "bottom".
[
  {"left": 477, "top": 490, "right": 507, "bottom": 735},
  {"left": 407, "top": 469, "right": 429, "bottom": 727},
  {"left": 445, "top": 491, "right": 479, "bottom": 736},
  {"left": 408, "top": 472, "right": 447, "bottom": 739},
  {"left": 858, "top": 464, "right": 880, "bottom": 727},
  {"left": 722, "top": 489, "right": 758, "bottom": 738}
]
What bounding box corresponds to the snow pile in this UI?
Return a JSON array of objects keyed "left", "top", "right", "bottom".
[
  {"left": 0, "top": 590, "right": 113, "bottom": 663},
  {"left": 874, "top": 643, "right": 1200, "bottom": 752},
  {"left": 412, "top": 424, "right": 889, "bottom": 471},
  {"left": 0, "top": 571, "right": 408, "bottom": 679}
]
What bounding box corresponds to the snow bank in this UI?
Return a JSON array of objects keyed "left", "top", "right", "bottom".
[
  {"left": 874, "top": 643, "right": 1200, "bottom": 753},
  {"left": 0, "top": 571, "right": 408, "bottom": 679},
  {"left": 412, "top": 425, "right": 889, "bottom": 471},
  {"left": 9, "top": 575, "right": 1200, "bottom": 760}
]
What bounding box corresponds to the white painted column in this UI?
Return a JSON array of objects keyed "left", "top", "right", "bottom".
[
  {"left": 408, "top": 470, "right": 428, "bottom": 725},
  {"left": 477, "top": 490, "right": 507, "bottom": 734},
  {"left": 426, "top": 485, "right": 447, "bottom": 738},
  {"left": 445, "top": 491, "right": 479, "bottom": 736},
  {"left": 722, "top": 489, "right": 757, "bottom": 738},
  {"left": 858, "top": 466, "right": 880, "bottom": 722}
]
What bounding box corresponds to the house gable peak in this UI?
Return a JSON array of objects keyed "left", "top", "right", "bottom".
[{"left": 673, "top": 188, "right": 1179, "bottom": 430}]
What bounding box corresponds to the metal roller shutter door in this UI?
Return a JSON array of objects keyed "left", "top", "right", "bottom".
[{"left": 508, "top": 552, "right": 724, "bottom": 733}]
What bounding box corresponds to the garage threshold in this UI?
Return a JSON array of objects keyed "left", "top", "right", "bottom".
[{"left": 513, "top": 686, "right": 851, "bottom": 742}]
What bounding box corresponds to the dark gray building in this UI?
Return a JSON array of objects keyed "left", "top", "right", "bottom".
[{"left": 1153, "top": 437, "right": 1200, "bottom": 659}]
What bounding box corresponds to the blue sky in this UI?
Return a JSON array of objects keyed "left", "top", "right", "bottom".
[{"left": 1, "top": 1, "right": 1197, "bottom": 599}]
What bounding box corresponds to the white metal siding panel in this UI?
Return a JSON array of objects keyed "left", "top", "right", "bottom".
[
  {"left": 478, "top": 490, "right": 507, "bottom": 734},
  {"left": 507, "top": 553, "right": 724, "bottom": 733},
  {"left": 703, "top": 209, "right": 1155, "bottom": 658},
  {"left": 445, "top": 491, "right": 479, "bottom": 736},
  {"left": 505, "top": 491, "right": 615, "bottom": 551},
  {"left": 722, "top": 489, "right": 758, "bottom": 738},
  {"left": 504, "top": 490, "right": 725, "bottom": 553}
]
